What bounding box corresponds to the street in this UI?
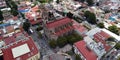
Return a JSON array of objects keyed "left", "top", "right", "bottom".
[{"left": 30, "top": 26, "right": 54, "bottom": 60}]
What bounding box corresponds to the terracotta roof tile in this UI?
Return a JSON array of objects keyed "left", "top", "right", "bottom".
[{"left": 74, "top": 41, "right": 97, "bottom": 60}]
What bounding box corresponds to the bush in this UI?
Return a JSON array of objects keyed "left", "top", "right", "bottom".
[
  {"left": 115, "top": 43, "right": 120, "bottom": 50},
  {"left": 49, "top": 40, "right": 57, "bottom": 49},
  {"left": 38, "top": 32, "right": 42, "bottom": 38},
  {"left": 97, "top": 23, "right": 104, "bottom": 28},
  {"left": 57, "top": 37, "right": 68, "bottom": 48},
  {"left": 108, "top": 25, "right": 119, "bottom": 35},
  {"left": 75, "top": 54, "right": 82, "bottom": 60},
  {"left": 107, "top": 37, "right": 115, "bottom": 42},
  {"left": 66, "top": 50, "right": 74, "bottom": 55},
  {"left": 36, "top": 26, "right": 43, "bottom": 31},
  {"left": 67, "top": 33, "right": 83, "bottom": 44}
]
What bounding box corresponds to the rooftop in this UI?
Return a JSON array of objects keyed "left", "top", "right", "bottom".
[
  {"left": 46, "top": 17, "right": 73, "bottom": 28},
  {"left": 74, "top": 40, "right": 97, "bottom": 60},
  {"left": 101, "top": 29, "right": 120, "bottom": 42},
  {"left": 1, "top": 37, "right": 39, "bottom": 60},
  {"left": 73, "top": 20, "right": 87, "bottom": 33}
]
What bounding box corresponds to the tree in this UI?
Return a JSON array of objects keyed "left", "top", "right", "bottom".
[
  {"left": 97, "top": 23, "right": 104, "bottom": 28},
  {"left": 23, "top": 20, "right": 31, "bottom": 32},
  {"left": 0, "top": 10, "right": 4, "bottom": 21},
  {"left": 20, "top": 12, "right": 25, "bottom": 19},
  {"left": 5, "top": 0, "right": 11, "bottom": 7},
  {"left": 66, "top": 33, "right": 83, "bottom": 45},
  {"left": 86, "top": 0, "right": 94, "bottom": 6},
  {"left": 49, "top": 40, "right": 57, "bottom": 48},
  {"left": 75, "top": 54, "right": 82, "bottom": 60},
  {"left": 80, "top": 0, "right": 85, "bottom": 2},
  {"left": 38, "top": 32, "right": 42, "bottom": 38},
  {"left": 108, "top": 25, "right": 119, "bottom": 35},
  {"left": 11, "top": 9, "right": 19, "bottom": 16},
  {"left": 11, "top": 1, "right": 18, "bottom": 10},
  {"left": 115, "top": 43, "right": 120, "bottom": 50},
  {"left": 67, "top": 12, "right": 73, "bottom": 19},
  {"left": 56, "top": 0, "right": 60, "bottom": 4},
  {"left": 88, "top": 13, "right": 96, "bottom": 24},
  {"left": 57, "top": 37, "right": 67, "bottom": 48},
  {"left": 107, "top": 37, "right": 115, "bottom": 42},
  {"left": 84, "top": 11, "right": 97, "bottom": 24},
  {"left": 84, "top": 11, "right": 91, "bottom": 18}
]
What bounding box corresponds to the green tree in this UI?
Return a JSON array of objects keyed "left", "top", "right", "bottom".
[
  {"left": 11, "top": 1, "right": 18, "bottom": 10},
  {"left": 97, "top": 23, "right": 104, "bottom": 28},
  {"left": 67, "top": 12, "right": 73, "bottom": 19},
  {"left": 57, "top": 37, "right": 67, "bottom": 48},
  {"left": 38, "top": 32, "right": 42, "bottom": 38},
  {"left": 75, "top": 54, "right": 82, "bottom": 60},
  {"left": 84, "top": 11, "right": 90, "bottom": 18},
  {"left": 88, "top": 13, "right": 96, "bottom": 24},
  {"left": 0, "top": 10, "right": 4, "bottom": 21},
  {"left": 107, "top": 37, "right": 115, "bottom": 42},
  {"left": 80, "top": 0, "right": 85, "bottom": 2},
  {"left": 118, "top": 56, "right": 120, "bottom": 60},
  {"left": 56, "top": 0, "right": 60, "bottom": 4},
  {"left": 5, "top": 0, "right": 11, "bottom": 7},
  {"left": 108, "top": 25, "right": 119, "bottom": 35},
  {"left": 20, "top": 13, "right": 25, "bottom": 19},
  {"left": 86, "top": 0, "right": 94, "bottom": 6},
  {"left": 11, "top": 9, "right": 19, "bottom": 16},
  {"left": 49, "top": 40, "right": 57, "bottom": 48},
  {"left": 66, "top": 33, "right": 83, "bottom": 45},
  {"left": 84, "top": 11, "right": 97, "bottom": 24},
  {"left": 23, "top": 20, "right": 31, "bottom": 32},
  {"left": 115, "top": 43, "right": 120, "bottom": 50}
]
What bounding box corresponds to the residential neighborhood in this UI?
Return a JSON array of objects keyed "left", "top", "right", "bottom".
[{"left": 0, "top": 0, "right": 120, "bottom": 60}]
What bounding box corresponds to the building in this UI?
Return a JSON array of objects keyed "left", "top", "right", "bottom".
[
  {"left": 44, "top": 17, "right": 74, "bottom": 40},
  {"left": 93, "top": 30, "right": 112, "bottom": 52},
  {"left": 73, "top": 20, "right": 88, "bottom": 37},
  {"left": 25, "top": 5, "right": 42, "bottom": 25},
  {"left": 1, "top": 8, "right": 12, "bottom": 20},
  {"left": 0, "top": 32, "right": 40, "bottom": 60},
  {"left": 0, "top": 37, "right": 40, "bottom": 60},
  {"left": 86, "top": 28, "right": 101, "bottom": 38},
  {"left": 0, "top": 0, "right": 6, "bottom": 8},
  {"left": 73, "top": 36, "right": 107, "bottom": 60},
  {"left": 73, "top": 37, "right": 98, "bottom": 60},
  {"left": 101, "top": 29, "right": 120, "bottom": 42}
]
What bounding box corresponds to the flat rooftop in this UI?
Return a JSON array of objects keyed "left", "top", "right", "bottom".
[{"left": 12, "top": 43, "right": 30, "bottom": 58}]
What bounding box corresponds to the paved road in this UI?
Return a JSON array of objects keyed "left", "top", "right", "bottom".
[{"left": 30, "top": 26, "right": 54, "bottom": 60}]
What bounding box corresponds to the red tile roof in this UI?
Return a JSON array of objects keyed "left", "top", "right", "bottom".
[
  {"left": 3, "top": 32, "right": 28, "bottom": 45},
  {"left": 73, "top": 20, "right": 87, "bottom": 33},
  {"left": 94, "top": 31, "right": 111, "bottom": 51},
  {"left": 46, "top": 17, "right": 73, "bottom": 28},
  {"left": 30, "top": 18, "right": 42, "bottom": 25},
  {"left": 2, "top": 37, "right": 39, "bottom": 60},
  {"left": 4, "top": 36, "right": 16, "bottom": 45},
  {"left": 55, "top": 26, "right": 74, "bottom": 36},
  {"left": 74, "top": 40, "right": 97, "bottom": 60},
  {"left": 31, "top": 5, "right": 39, "bottom": 12}
]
